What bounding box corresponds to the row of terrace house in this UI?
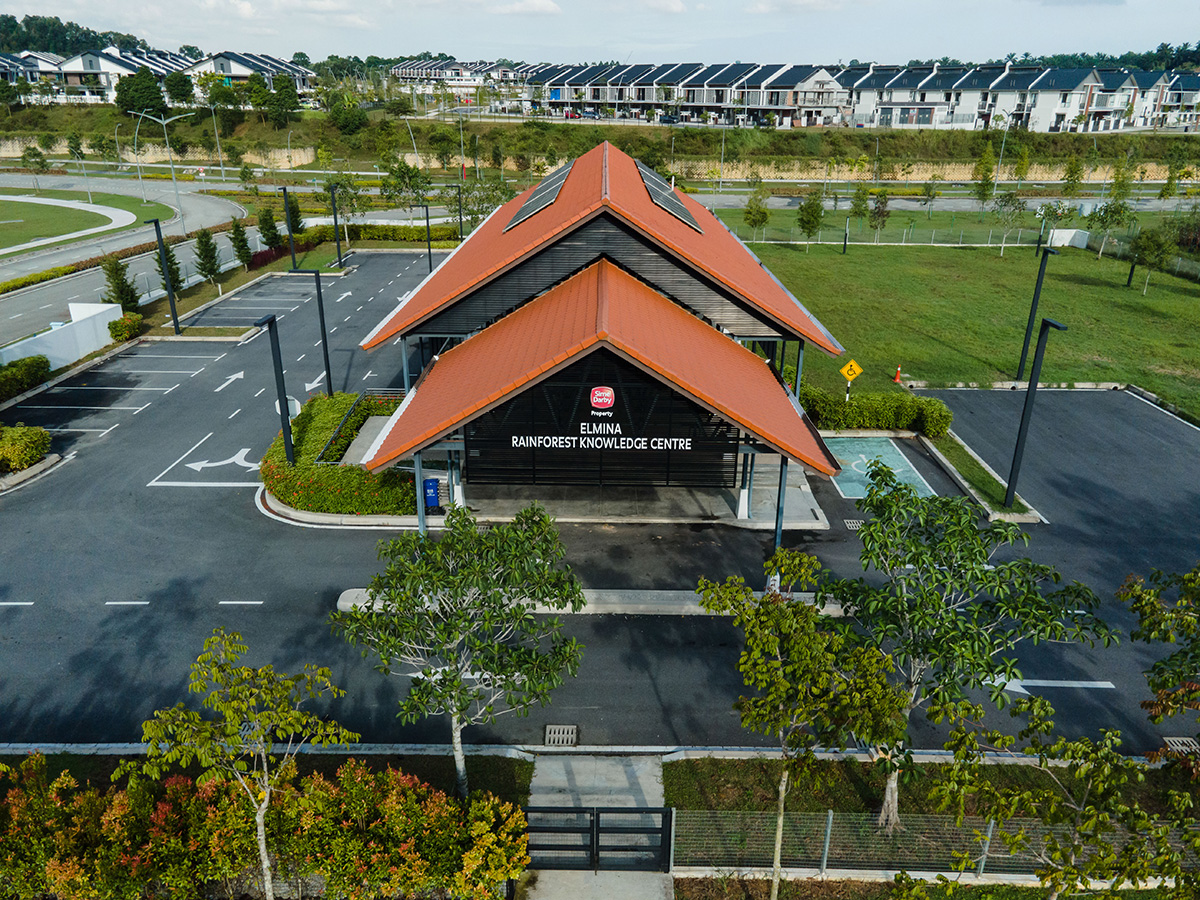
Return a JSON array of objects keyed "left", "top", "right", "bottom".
[
  {"left": 3, "top": 47, "right": 314, "bottom": 104},
  {"left": 516, "top": 59, "right": 1197, "bottom": 132}
]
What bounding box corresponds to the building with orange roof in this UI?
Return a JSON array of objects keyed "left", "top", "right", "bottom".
[{"left": 359, "top": 142, "right": 843, "bottom": 545}]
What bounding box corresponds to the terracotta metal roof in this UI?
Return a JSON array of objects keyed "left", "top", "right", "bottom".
[
  {"left": 361, "top": 141, "right": 841, "bottom": 356},
  {"left": 362, "top": 260, "right": 839, "bottom": 477}
]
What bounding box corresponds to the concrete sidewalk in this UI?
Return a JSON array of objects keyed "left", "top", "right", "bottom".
[{"left": 526, "top": 755, "right": 673, "bottom": 900}]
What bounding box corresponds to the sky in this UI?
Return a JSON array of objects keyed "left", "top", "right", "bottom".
[{"left": 4, "top": 0, "right": 1199, "bottom": 66}]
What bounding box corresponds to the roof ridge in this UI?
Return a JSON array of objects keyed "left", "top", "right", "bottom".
[
  {"left": 601, "top": 142, "right": 610, "bottom": 202},
  {"left": 595, "top": 261, "right": 610, "bottom": 338}
]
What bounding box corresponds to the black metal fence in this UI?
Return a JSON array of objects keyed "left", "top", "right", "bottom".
[{"left": 524, "top": 807, "right": 673, "bottom": 872}]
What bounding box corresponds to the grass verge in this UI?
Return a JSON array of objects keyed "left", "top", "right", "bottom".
[
  {"left": 0, "top": 752, "right": 534, "bottom": 807},
  {"left": 662, "top": 758, "right": 1190, "bottom": 818},
  {"left": 931, "top": 432, "right": 1028, "bottom": 514},
  {"left": 674, "top": 880, "right": 1174, "bottom": 900},
  {"left": 0, "top": 187, "right": 174, "bottom": 254}
]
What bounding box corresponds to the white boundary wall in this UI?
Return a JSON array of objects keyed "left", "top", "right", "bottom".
[{"left": 0, "top": 303, "right": 122, "bottom": 369}]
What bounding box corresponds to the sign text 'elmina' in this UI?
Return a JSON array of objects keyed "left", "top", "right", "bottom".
[{"left": 511, "top": 421, "right": 693, "bottom": 451}]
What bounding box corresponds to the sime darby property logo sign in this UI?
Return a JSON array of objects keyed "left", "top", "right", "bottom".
[{"left": 590, "top": 386, "right": 615, "bottom": 409}]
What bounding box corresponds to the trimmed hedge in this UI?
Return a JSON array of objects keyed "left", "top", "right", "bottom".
[
  {"left": 107, "top": 312, "right": 143, "bottom": 343},
  {"left": 0, "top": 423, "right": 51, "bottom": 474},
  {"left": 260, "top": 392, "right": 417, "bottom": 515},
  {"left": 799, "top": 380, "right": 953, "bottom": 438},
  {"left": 306, "top": 222, "right": 460, "bottom": 243},
  {"left": 0, "top": 266, "right": 74, "bottom": 296},
  {"left": 0, "top": 355, "right": 51, "bottom": 403}
]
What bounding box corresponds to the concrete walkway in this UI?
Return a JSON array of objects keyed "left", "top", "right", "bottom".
[{"left": 526, "top": 755, "right": 673, "bottom": 900}]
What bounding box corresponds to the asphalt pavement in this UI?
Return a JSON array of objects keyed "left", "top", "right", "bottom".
[{"left": 1, "top": 252, "right": 1197, "bottom": 754}]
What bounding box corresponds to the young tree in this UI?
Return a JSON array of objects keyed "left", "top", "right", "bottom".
[
  {"left": 849, "top": 182, "right": 870, "bottom": 232},
  {"left": 1109, "top": 155, "right": 1134, "bottom": 203},
  {"left": 230, "top": 217, "right": 252, "bottom": 270},
  {"left": 818, "top": 462, "right": 1113, "bottom": 833},
  {"left": 868, "top": 189, "right": 890, "bottom": 242},
  {"left": 258, "top": 208, "right": 283, "bottom": 251},
  {"left": 1062, "top": 154, "right": 1084, "bottom": 198},
  {"left": 990, "top": 191, "right": 1027, "bottom": 256},
  {"left": 114, "top": 66, "right": 166, "bottom": 117},
  {"left": 101, "top": 255, "right": 141, "bottom": 312},
  {"left": 919, "top": 177, "right": 940, "bottom": 219},
  {"left": 796, "top": 190, "right": 824, "bottom": 251},
  {"left": 0, "top": 80, "right": 18, "bottom": 117},
  {"left": 1035, "top": 200, "right": 1073, "bottom": 235},
  {"left": 239, "top": 161, "right": 258, "bottom": 196},
  {"left": 971, "top": 142, "right": 996, "bottom": 219},
  {"left": 268, "top": 79, "right": 299, "bottom": 129},
  {"left": 1086, "top": 200, "right": 1137, "bottom": 259},
  {"left": 66, "top": 130, "right": 83, "bottom": 160},
  {"left": 699, "top": 550, "right": 905, "bottom": 900},
  {"left": 1013, "top": 144, "right": 1032, "bottom": 190},
  {"left": 331, "top": 503, "right": 585, "bottom": 797},
  {"left": 381, "top": 159, "right": 431, "bottom": 224},
  {"left": 163, "top": 70, "right": 194, "bottom": 105},
  {"left": 1128, "top": 226, "right": 1177, "bottom": 294},
  {"left": 1120, "top": 564, "right": 1200, "bottom": 778},
  {"left": 139, "top": 628, "right": 357, "bottom": 900},
  {"left": 285, "top": 192, "right": 304, "bottom": 236},
  {"left": 931, "top": 698, "right": 1200, "bottom": 900},
  {"left": 246, "top": 72, "right": 272, "bottom": 123},
  {"left": 156, "top": 239, "right": 183, "bottom": 294},
  {"left": 21, "top": 146, "right": 49, "bottom": 191},
  {"left": 439, "top": 178, "right": 517, "bottom": 232},
  {"left": 742, "top": 185, "right": 770, "bottom": 240},
  {"left": 193, "top": 228, "right": 221, "bottom": 284}
]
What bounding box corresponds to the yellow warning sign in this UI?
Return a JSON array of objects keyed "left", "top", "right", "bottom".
[{"left": 839, "top": 359, "right": 863, "bottom": 382}]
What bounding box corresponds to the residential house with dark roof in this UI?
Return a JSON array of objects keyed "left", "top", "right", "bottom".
[
  {"left": 181, "top": 52, "right": 314, "bottom": 94},
  {"left": 1026, "top": 68, "right": 1102, "bottom": 131}
]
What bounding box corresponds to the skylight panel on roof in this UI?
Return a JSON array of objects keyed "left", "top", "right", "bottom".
[
  {"left": 636, "top": 161, "right": 702, "bottom": 233},
  {"left": 504, "top": 161, "right": 575, "bottom": 231}
]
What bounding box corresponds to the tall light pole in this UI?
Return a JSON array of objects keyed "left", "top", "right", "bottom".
[
  {"left": 145, "top": 217, "right": 180, "bottom": 335},
  {"left": 1017, "top": 247, "right": 1058, "bottom": 381},
  {"left": 1005, "top": 318, "right": 1066, "bottom": 509},
  {"left": 132, "top": 111, "right": 148, "bottom": 202},
  {"left": 287, "top": 129, "right": 293, "bottom": 172},
  {"left": 131, "top": 110, "right": 190, "bottom": 235},
  {"left": 113, "top": 123, "right": 122, "bottom": 172},
  {"left": 993, "top": 109, "right": 1013, "bottom": 199},
  {"left": 208, "top": 106, "right": 226, "bottom": 180},
  {"left": 255, "top": 314, "right": 295, "bottom": 465},
  {"left": 294, "top": 269, "right": 333, "bottom": 395}
]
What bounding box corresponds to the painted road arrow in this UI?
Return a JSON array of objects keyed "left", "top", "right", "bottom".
[
  {"left": 989, "top": 678, "right": 1116, "bottom": 696},
  {"left": 305, "top": 372, "right": 326, "bottom": 391},
  {"left": 214, "top": 371, "right": 244, "bottom": 392},
  {"left": 336, "top": 291, "right": 352, "bottom": 302},
  {"left": 185, "top": 448, "right": 259, "bottom": 472}
]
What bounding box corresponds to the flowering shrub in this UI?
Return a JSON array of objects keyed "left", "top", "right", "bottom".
[{"left": 108, "top": 312, "right": 144, "bottom": 343}]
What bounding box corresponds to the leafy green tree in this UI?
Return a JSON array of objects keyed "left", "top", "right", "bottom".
[
  {"left": 1127, "top": 226, "right": 1177, "bottom": 294},
  {"left": 698, "top": 550, "right": 905, "bottom": 900},
  {"left": 138, "top": 628, "right": 357, "bottom": 900},
  {"left": 385, "top": 96, "right": 414, "bottom": 117},
  {"left": 796, "top": 190, "right": 824, "bottom": 251},
  {"left": 230, "top": 217, "right": 252, "bottom": 269},
  {"left": 931, "top": 698, "right": 1200, "bottom": 900},
  {"left": 246, "top": 72, "right": 271, "bottom": 123},
  {"left": 193, "top": 228, "right": 221, "bottom": 284},
  {"left": 267, "top": 79, "right": 298, "bottom": 128},
  {"left": 1062, "top": 154, "right": 1084, "bottom": 198},
  {"left": 990, "top": 191, "right": 1027, "bottom": 256},
  {"left": 66, "top": 130, "right": 83, "bottom": 160},
  {"left": 919, "top": 177, "right": 940, "bottom": 219},
  {"left": 742, "top": 185, "right": 770, "bottom": 239},
  {"left": 429, "top": 127, "right": 459, "bottom": 170},
  {"left": 285, "top": 192, "right": 304, "bottom": 236},
  {"left": 320, "top": 171, "right": 365, "bottom": 225},
  {"left": 179, "top": 44, "right": 202, "bottom": 58},
  {"left": 101, "top": 255, "right": 140, "bottom": 312},
  {"left": 1036, "top": 200, "right": 1073, "bottom": 233},
  {"left": 163, "top": 70, "right": 194, "bottom": 105},
  {"left": 258, "top": 207, "right": 282, "bottom": 251},
  {"left": 1120, "top": 563, "right": 1200, "bottom": 778},
  {"left": 156, "top": 239, "right": 183, "bottom": 294},
  {"left": 1013, "top": 144, "right": 1031, "bottom": 189},
  {"left": 114, "top": 65, "right": 166, "bottom": 117},
  {"left": 971, "top": 142, "right": 996, "bottom": 218},
  {"left": 1086, "top": 199, "right": 1137, "bottom": 259},
  {"left": 819, "top": 462, "right": 1113, "bottom": 833},
  {"left": 20, "top": 145, "right": 49, "bottom": 191},
  {"left": 0, "top": 80, "right": 18, "bottom": 117},
  {"left": 439, "top": 177, "right": 517, "bottom": 232},
  {"left": 329, "top": 100, "right": 367, "bottom": 134},
  {"left": 239, "top": 161, "right": 257, "bottom": 195},
  {"left": 331, "top": 503, "right": 585, "bottom": 797},
  {"left": 381, "top": 159, "right": 430, "bottom": 221},
  {"left": 868, "top": 189, "right": 890, "bottom": 241},
  {"left": 1109, "top": 155, "right": 1133, "bottom": 202},
  {"left": 849, "top": 182, "right": 870, "bottom": 232}
]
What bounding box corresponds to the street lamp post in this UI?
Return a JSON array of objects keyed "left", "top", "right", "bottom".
[
  {"left": 993, "top": 109, "right": 1013, "bottom": 199},
  {"left": 113, "top": 123, "right": 122, "bottom": 172},
  {"left": 1017, "top": 247, "right": 1058, "bottom": 381},
  {"left": 1005, "top": 318, "right": 1066, "bottom": 509},
  {"left": 418, "top": 204, "right": 433, "bottom": 272},
  {"left": 329, "top": 183, "right": 343, "bottom": 267},
  {"left": 294, "top": 270, "right": 333, "bottom": 395},
  {"left": 132, "top": 111, "right": 148, "bottom": 202},
  {"left": 209, "top": 106, "right": 226, "bottom": 180},
  {"left": 287, "top": 130, "right": 293, "bottom": 172},
  {"left": 281, "top": 186, "right": 298, "bottom": 270},
  {"left": 131, "top": 110, "right": 190, "bottom": 234},
  {"left": 255, "top": 314, "right": 295, "bottom": 465},
  {"left": 145, "top": 217, "right": 180, "bottom": 335}
]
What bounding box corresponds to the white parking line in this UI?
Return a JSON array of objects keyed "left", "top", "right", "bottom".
[
  {"left": 9, "top": 314, "right": 23, "bottom": 319},
  {"left": 238, "top": 330, "right": 266, "bottom": 345},
  {"left": 43, "top": 424, "right": 120, "bottom": 435},
  {"left": 221, "top": 305, "right": 299, "bottom": 311},
  {"left": 121, "top": 369, "right": 202, "bottom": 375},
  {"left": 22, "top": 404, "right": 149, "bottom": 412},
  {"left": 39, "top": 303, "right": 52, "bottom": 309},
  {"left": 163, "top": 384, "right": 179, "bottom": 395},
  {"left": 254, "top": 388, "right": 265, "bottom": 397},
  {"left": 0, "top": 602, "right": 34, "bottom": 607},
  {"left": 50, "top": 386, "right": 173, "bottom": 392},
  {"left": 297, "top": 354, "right": 305, "bottom": 361},
  {"left": 228, "top": 408, "right": 241, "bottom": 419},
  {"left": 119, "top": 354, "right": 221, "bottom": 359},
  {"left": 148, "top": 432, "right": 211, "bottom": 485},
  {"left": 219, "top": 601, "right": 264, "bottom": 605},
  {"left": 190, "top": 367, "right": 206, "bottom": 377},
  {"left": 105, "top": 601, "right": 149, "bottom": 606},
  {"left": 330, "top": 327, "right": 337, "bottom": 333}
]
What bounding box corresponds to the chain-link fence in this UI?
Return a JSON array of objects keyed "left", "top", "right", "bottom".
[
  {"left": 674, "top": 810, "right": 1199, "bottom": 876},
  {"left": 1085, "top": 232, "right": 1200, "bottom": 286}
]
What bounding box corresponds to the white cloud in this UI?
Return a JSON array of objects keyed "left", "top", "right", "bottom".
[
  {"left": 491, "top": 0, "right": 562, "bottom": 12},
  {"left": 747, "top": 0, "right": 841, "bottom": 11},
  {"left": 646, "top": 0, "right": 687, "bottom": 11}
]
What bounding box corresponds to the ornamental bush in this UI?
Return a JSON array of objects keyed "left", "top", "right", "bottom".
[
  {"left": 107, "top": 312, "right": 143, "bottom": 343},
  {"left": 259, "top": 392, "right": 417, "bottom": 516},
  {"left": 798, "top": 381, "right": 952, "bottom": 438},
  {"left": 0, "top": 354, "right": 51, "bottom": 403},
  {"left": 0, "top": 423, "right": 51, "bottom": 473}
]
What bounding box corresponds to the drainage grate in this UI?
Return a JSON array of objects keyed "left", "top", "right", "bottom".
[
  {"left": 844, "top": 520, "right": 864, "bottom": 531},
  {"left": 1165, "top": 736, "right": 1200, "bottom": 755},
  {"left": 544, "top": 724, "right": 578, "bottom": 747}
]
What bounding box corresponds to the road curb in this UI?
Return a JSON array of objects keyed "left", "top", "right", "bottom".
[
  {"left": 920, "top": 432, "right": 1044, "bottom": 524},
  {"left": 0, "top": 452, "right": 63, "bottom": 493},
  {"left": 0, "top": 336, "right": 141, "bottom": 414}
]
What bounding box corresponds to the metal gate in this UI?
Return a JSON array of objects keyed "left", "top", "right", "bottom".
[{"left": 524, "top": 806, "right": 673, "bottom": 872}]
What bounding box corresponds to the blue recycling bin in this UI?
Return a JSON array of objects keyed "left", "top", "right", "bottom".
[{"left": 423, "top": 478, "right": 440, "bottom": 508}]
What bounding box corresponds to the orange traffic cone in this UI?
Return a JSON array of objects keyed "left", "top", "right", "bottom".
[{"left": 893, "top": 365, "right": 902, "bottom": 384}]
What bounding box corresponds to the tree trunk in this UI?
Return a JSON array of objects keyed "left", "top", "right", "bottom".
[
  {"left": 1098, "top": 235, "right": 1108, "bottom": 259},
  {"left": 771, "top": 766, "right": 789, "bottom": 900},
  {"left": 451, "top": 715, "right": 469, "bottom": 798},
  {"left": 1143, "top": 271, "right": 1151, "bottom": 295},
  {"left": 877, "top": 768, "right": 901, "bottom": 835},
  {"left": 255, "top": 798, "right": 275, "bottom": 900}
]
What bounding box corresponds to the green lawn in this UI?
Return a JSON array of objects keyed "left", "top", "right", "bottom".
[
  {"left": 0, "top": 187, "right": 173, "bottom": 254},
  {"left": 757, "top": 243, "right": 1200, "bottom": 420}
]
